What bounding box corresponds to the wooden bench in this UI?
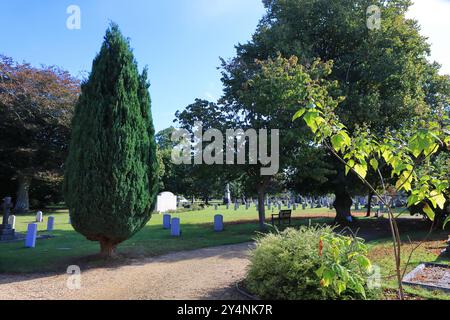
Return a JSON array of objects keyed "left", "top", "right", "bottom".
[{"left": 271, "top": 210, "right": 292, "bottom": 226}]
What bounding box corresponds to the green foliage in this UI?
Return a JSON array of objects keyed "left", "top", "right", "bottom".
[
  {"left": 245, "top": 226, "right": 376, "bottom": 300},
  {"left": 63, "top": 23, "right": 158, "bottom": 250},
  {"left": 294, "top": 93, "right": 449, "bottom": 221}
]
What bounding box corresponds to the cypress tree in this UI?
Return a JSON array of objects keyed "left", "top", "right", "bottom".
[{"left": 63, "top": 23, "right": 159, "bottom": 257}]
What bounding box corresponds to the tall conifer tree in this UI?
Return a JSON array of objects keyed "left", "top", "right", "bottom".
[{"left": 64, "top": 23, "right": 158, "bottom": 256}]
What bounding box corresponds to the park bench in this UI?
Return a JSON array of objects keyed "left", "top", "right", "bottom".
[{"left": 271, "top": 210, "right": 292, "bottom": 227}]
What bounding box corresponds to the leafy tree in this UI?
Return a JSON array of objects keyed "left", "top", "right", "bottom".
[
  {"left": 0, "top": 55, "right": 80, "bottom": 212},
  {"left": 293, "top": 73, "right": 449, "bottom": 299},
  {"left": 63, "top": 24, "right": 158, "bottom": 257},
  {"left": 175, "top": 99, "right": 233, "bottom": 204},
  {"left": 222, "top": 0, "right": 449, "bottom": 222}
]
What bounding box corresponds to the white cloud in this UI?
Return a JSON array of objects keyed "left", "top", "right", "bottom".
[{"left": 406, "top": 0, "right": 450, "bottom": 75}]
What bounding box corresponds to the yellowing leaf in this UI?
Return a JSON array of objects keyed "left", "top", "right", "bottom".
[
  {"left": 430, "top": 191, "right": 446, "bottom": 210},
  {"left": 353, "top": 164, "right": 368, "bottom": 179},
  {"left": 423, "top": 203, "right": 435, "bottom": 221}
]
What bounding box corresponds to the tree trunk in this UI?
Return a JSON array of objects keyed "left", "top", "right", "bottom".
[
  {"left": 366, "top": 190, "right": 374, "bottom": 217},
  {"left": 14, "top": 175, "right": 31, "bottom": 214},
  {"left": 257, "top": 185, "right": 267, "bottom": 231},
  {"left": 100, "top": 239, "right": 118, "bottom": 258}
]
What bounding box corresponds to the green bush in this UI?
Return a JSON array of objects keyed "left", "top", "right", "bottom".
[{"left": 245, "top": 226, "right": 377, "bottom": 300}]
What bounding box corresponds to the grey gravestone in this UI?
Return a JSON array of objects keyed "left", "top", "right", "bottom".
[
  {"left": 47, "top": 216, "right": 55, "bottom": 231},
  {"left": 214, "top": 204, "right": 218, "bottom": 211},
  {"left": 171, "top": 218, "right": 181, "bottom": 237},
  {"left": 163, "top": 214, "right": 171, "bottom": 229},
  {"left": 0, "top": 197, "right": 15, "bottom": 241},
  {"left": 25, "top": 223, "right": 38, "bottom": 248},
  {"left": 226, "top": 203, "right": 230, "bottom": 210},
  {"left": 214, "top": 215, "right": 224, "bottom": 232},
  {"left": 302, "top": 203, "right": 307, "bottom": 210}
]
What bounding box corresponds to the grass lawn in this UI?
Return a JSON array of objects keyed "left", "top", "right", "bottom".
[
  {"left": 1, "top": 205, "right": 449, "bottom": 300},
  {"left": 0, "top": 206, "right": 333, "bottom": 273},
  {"left": 367, "top": 231, "right": 450, "bottom": 300}
]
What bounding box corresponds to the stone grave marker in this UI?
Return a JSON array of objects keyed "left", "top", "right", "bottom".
[
  {"left": 25, "top": 223, "right": 38, "bottom": 248},
  {"left": 214, "top": 215, "right": 224, "bottom": 232},
  {"left": 36, "top": 211, "right": 43, "bottom": 223},
  {"left": 8, "top": 215, "right": 16, "bottom": 230},
  {"left": 163, "top": 214, "right": 171, "bottom": 229},
  {"left": 0, "top": 197, "right": 15, "bottom": 241},
  {"left": 47, "top": 216, "right": 55, "bottom": 231},
  {"left": 171, "top": 218, "right": 181, "bottom": 237}
]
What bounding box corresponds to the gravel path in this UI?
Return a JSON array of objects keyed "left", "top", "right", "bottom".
[{"left": 0, "top": 243, "right": 254, "bottom": 300}]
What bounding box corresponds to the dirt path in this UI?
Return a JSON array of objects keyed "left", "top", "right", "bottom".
[{"left": 0, "top": 243, "right": 254, "bottom": 300}]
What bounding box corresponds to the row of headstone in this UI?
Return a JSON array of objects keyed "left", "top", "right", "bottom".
[
  {"left": 25, "top": 215, "right": 56, "bottom": 248},
  {"left": 162, "top": 213, "right": 224, "bottom": 237}
]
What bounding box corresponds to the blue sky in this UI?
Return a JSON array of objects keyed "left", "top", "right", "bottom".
[
  {"left": 1, "top": 1, "right": 448, "bottom": 132},
  {"left": 0, "top": 0, "right": 265, "bottom": 131}
]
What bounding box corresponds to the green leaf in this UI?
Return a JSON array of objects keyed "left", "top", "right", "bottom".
[
  {"left": 292, "top": 108, "right": 306, "bottom": 121},
  {"left": 444, "top": 216, "right": 450, "bottom": 229},
  {"left": 422, "top": 203, "right": 435, "bottom": 221},
  {"left": 331, "top": 131, "right": 351, "bottom": 152},
  {"left": 356, "top": 255, "right": 372, "bottom": 271},
  {"left": 370, "top": 158, "right": 379, "bottom": 171},
  {"left": 304, "top": 111, "right": 319, "bottom": 133}
]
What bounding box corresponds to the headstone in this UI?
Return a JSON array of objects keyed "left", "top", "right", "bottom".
[
  {"left": 226, "top": 203, "right": 230, "bottom": 210},
  {"left": 214, "top": 204, "right": 218, "bottom": 211},
  {"left": 47, "top": 216, "right": 55, "bottom": 231},
  {"left": 302, "top": 203, "right": 307, "bottom": 210},
  {"left": 224, "top": 183, "right": 231, "bottom": 205},
  {"left": 0, "top": 197, "right": 15, "bottom": 241},
  {"left": 293, "top": 203, "right": 297, "bottom": 210},
  {"left": 214, "top": 215, "right": 224, "bottom": 232},
  {"left": 246, "top": 203, "right": 249, "bottom": 210},
  {"left": 8, "top": 215, "right": 16, "bottom": 230},
  {"left": 163, "top": 214, "right": 171, "bottom": 229},
  {"left": 156, "top": 192, "right": 177, "bottom": 213},
  {"left": 287, "top": 202, "right": 291, "bottom": 209},
  {"left": 25, "top": 223, "right": 38, "bottom": 248},
  {"left": 36, "top": 211, "right": 43, "bottom": 223},
  {"left": 170, "top": 218, "right": 181, "bottom": 237}
]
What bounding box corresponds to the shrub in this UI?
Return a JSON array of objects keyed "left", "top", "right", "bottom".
[{"left": 245, "top": 226, "right": 376, "bottom": 300}]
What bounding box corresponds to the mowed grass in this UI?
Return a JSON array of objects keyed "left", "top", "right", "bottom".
[
  {"left": 367, "top": 231, "right": 450, "bottom": 300},
  {"left": 0, "top": 205, "right": 334, "bottom": 273}
]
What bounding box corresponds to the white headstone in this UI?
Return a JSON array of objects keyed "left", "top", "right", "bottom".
[
  {"left": 36, "top": 211, "right": 43, "bottom": 223},
  {"left": 156, "top": 192, "right": 177, "bottom": 213},
  {"left": 8, "top": 215, "right": 16, "bottom": 229}
]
